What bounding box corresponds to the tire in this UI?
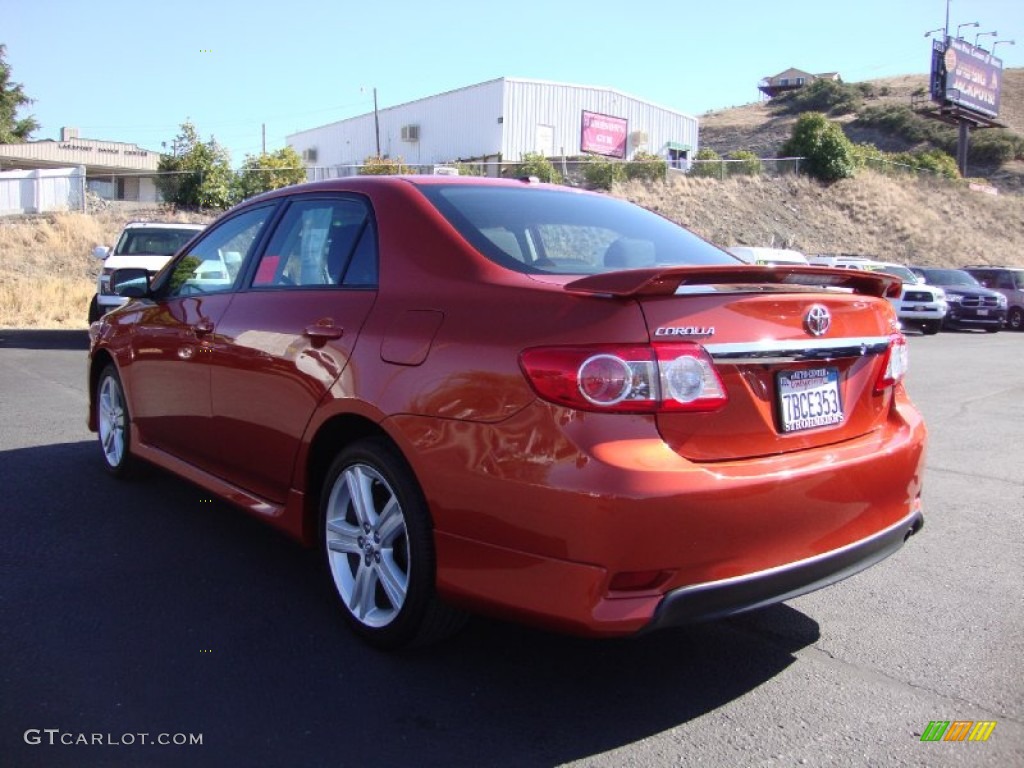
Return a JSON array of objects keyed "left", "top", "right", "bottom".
[
  {"left": 1008, "top": 307, "right": 1023, "bottom": 331},
  {"left": 96, "top": 364, "right": 136, "bottom": 477},
  {"left": 320, "top": 438, "right": 467, "bottom": 650},
  {"left": 921, "top": 321, "right": 941, "bottom": 336},
  {"left": 87, "top": 295, "right": 101, "bottom": 324}
]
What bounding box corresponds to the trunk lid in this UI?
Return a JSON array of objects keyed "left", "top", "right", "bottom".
[{"left": 565, "top": 266, "right": 903, "bottom": 461}]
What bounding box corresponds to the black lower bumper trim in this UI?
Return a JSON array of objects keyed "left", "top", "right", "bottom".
[{"left": 645, "top": 509, "right": 924, "bottom": 631}]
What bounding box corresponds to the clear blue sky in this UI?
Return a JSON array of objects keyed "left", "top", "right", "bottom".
[{"left": 3, "top": 0, "right": 1022, "bottom": 166}]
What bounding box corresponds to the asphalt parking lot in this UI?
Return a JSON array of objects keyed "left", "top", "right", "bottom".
[{"left": 1, "top": 328, "right": 1021, "bottom": 768}]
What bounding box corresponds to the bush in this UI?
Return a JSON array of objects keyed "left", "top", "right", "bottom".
[
  {"left": 582, "top": 155, "right": 626, "bottom": 190},
  {"left": 781, "top": 112, "right": 856, "bottom": 182},
  {"left": 358, "top": 156, "right": 416, "bottom": 175},
  {"left": 689, "top": 147, "right": 722, "bottom": 178},
  {"left": 509, "top": 152, "right": 562, "bottom": 183},
  {"left": 726, "top": 150, "right": 762, "bottom": 176},
  {"left": 625, "top": 151, "right": 667, "bottom": 182},
  {"left": 772, "top": 79, "right": 864, "bottom": 116}
]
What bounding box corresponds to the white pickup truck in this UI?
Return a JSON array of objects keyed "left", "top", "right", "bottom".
[{"left": 89, "top": 221, "right": 205, "bottom": 323}]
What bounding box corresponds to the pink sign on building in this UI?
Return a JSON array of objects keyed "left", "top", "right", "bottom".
[{"left": 581, "top": 111, "right": 628, "bottom": 158}]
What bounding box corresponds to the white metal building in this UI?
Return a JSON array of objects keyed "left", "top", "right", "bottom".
[{"left": 287, "top": 77, "right": 699, "bottom": 176}]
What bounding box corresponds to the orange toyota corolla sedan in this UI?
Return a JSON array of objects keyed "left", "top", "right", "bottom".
[{"left": 88, "top": 176, "right": 926, "bottom": 649}]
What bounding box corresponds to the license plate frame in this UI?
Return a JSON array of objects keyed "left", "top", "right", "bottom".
[{"left": 777, "top": 367, "right": 844, "bottom": 433}]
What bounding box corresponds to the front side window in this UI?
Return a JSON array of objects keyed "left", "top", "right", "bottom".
[
  {"left": 252, "top": 197, "right": 377, "bottom": 288},
  {"left": 161, "top": 206, "right": 275, "bottom": 298},
  {"left": 418, "top": 185, "right": 736, "bottom": 275}
]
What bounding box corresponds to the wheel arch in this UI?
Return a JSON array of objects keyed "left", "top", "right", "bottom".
[{"left": 302, "top": 414, "right": 413, "bottom": 544}]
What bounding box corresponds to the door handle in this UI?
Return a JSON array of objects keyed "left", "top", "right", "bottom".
[{"left": 303, "top": 324, "right": 344, "bottom": 341}]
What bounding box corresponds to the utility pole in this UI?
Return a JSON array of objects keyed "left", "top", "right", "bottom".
[
  {"left": 262, "top": 123, "right": 266, "bottom": 155},
  {"left": 373, "top": 88, "right": 381, "bottom": 158}
]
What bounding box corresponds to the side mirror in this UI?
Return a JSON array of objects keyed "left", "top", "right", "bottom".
[
  {"left": 110, "top": 268, "right": 151, "bottom": 298},
  {"left": 92, "top": 245, "right": 111, "bottom": 260}
]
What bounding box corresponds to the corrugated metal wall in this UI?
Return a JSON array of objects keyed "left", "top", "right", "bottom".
[
  {"left": 289, "top": 80, "right": 505, "bottom": 172},
  {"left": 287, "top": 78, "right": 698, "bottom": 172},
  {"left": 501, "top": 79, "right": 698, "bottom": 161}
]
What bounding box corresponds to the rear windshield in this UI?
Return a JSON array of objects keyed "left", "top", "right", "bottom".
[
  {"left": 114, "top": 228, "right": 199, "bottom": 256},
  {"left": 921, "top": 269, "right": 981, "bottom": 287},
  {"left": 417, "top": 185, "right": 738, "bottom": 274}
]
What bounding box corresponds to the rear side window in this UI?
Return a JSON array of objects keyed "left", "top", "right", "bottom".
[
  {"left": 252, "top": 197, "right": 377, "bottom": 288},
  {"left": 418, "top": 185, "right": 737, "bottom": 275}
]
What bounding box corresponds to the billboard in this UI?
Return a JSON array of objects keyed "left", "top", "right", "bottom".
[
  {"left": 930, "top": 36, "right": 1003, "bottom": 118},
  {"left": 581, "top": 111, "right": 627, "bottom": 158}
]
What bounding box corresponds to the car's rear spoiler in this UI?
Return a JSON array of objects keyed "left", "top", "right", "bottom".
[{"left": 563, "top": 265, "right": 901, "bottom": 299}]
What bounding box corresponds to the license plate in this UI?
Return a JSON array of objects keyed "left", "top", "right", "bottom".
[
  {"left": 977, "top": 309, "right": 989, "bottom": 316},
  {"left": 914, "top": 305, "right": 927, "bottom": 311},
  {"left": 777, "top": 367, "right": 844, "bottom": 433}
]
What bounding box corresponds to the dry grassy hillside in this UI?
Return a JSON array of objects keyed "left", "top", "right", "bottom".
[
  {"left": 700, "top": 68, "right": 1024, "bottom": 188},
  {"left": 0, "top": 207, "right": 211, "bottom": 329},
  {"left": 617, "top": 171, "right": 1024, "bottom": 266},
  {"left": 1, "top": 168, "right": 1021, "bottom": 329}
]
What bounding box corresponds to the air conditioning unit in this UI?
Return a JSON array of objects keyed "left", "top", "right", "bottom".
[
  {"left": 401, "top": 125, "right": 420, "bottom": 142},
  {"left": 302, "top": 147, "right": 318, "bottom": 163}
]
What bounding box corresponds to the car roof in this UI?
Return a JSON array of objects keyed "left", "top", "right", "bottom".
[
  {"left": 242, "top": 174, "right": 585, "bottom": 206},
  {"left": 122, "top": 221, "right": 205, "bottom": 230}
]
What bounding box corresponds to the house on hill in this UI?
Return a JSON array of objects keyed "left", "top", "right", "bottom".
[{"left": 758, "top": 68, "right": 842, "bottom": 99}]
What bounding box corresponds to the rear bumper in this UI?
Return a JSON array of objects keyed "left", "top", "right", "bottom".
[
  {"left": 397, "top": 395, "right": 927, "bottom": 637},
  {"left": 645, "top": 506, "right": 924, "bottom": 630}
]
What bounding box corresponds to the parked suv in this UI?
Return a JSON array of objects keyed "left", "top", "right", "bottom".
[
  {"left": 961, "top": 266, "right": 1024, "bottom": 331},
  {"left": 910, "top": 267, "right": 1007, "bottom": 333},
  {"left": 88, "top": 222, "right": 205, "bottom": 323},
  {"left": 860, "top": 262, "right": 948, "bottom": 335},
  {"left": 809, "top": 257, "right": 948, "bottom": 335}
]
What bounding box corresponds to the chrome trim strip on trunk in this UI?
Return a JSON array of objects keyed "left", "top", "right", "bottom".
[{"left": 705, "top": 336, "right": 890, "bottom": 364}]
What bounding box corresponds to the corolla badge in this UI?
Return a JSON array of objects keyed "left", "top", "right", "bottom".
[
  {"left": 654, "top": 326, "right": 715, "bottom": 338},
  {"left": 804, "top": 304, "right": 831, "bottom": 336}
]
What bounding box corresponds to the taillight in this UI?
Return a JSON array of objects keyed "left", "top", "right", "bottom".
[
  {"left": 519, "top": 343, "right": 728, "bottom": 413},
  {"left": 875, "top": 333, "right": 908, "bottom": 392}
]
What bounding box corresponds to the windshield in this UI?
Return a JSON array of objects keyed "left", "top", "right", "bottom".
[
  {"left": 418, "top": 185, "right": 739, "bottom": 274},
  {"left": 114, "top": 228, "right": 199, "bottom": 257},
  {"left": 920, "top": 269, "right": 981, "bottom": 287},
  {"left": 866, "top": 264, "right": 917, "bottom": 282}
]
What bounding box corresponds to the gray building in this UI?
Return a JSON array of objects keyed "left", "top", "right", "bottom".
[
  {"left": 287, "top": 77, "right": 698, "bottom": 176},
  {"left": 0, "top": 127, "right": 162, "bottom": 201}
]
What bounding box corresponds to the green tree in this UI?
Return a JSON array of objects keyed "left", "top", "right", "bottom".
[
  {"left": 0, "top": 44, "right": 40, "bottom": 143},
  {"left": 781, "top": 112, "right": 856, "bottom": 182},
  {"left": 156, "top": 122, "right": 234, "bottom": 208},
  {"left": 233, "top": 146, "right": 308, "bottom": 202}
]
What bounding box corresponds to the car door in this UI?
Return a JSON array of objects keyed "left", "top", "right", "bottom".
[
  {"left": 127, "top": 204, "right": 277, "bottom": 465},
  {"left": 207, "top": 195, "right": 379, "bottom": 502}
]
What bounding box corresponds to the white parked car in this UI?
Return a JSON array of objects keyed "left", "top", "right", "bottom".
[
  {"left": 808, "top": 256, "right": 947, "bottom": 335},
  {"left": 726, "top": 246, "right": 810, "bottom": 266},
  {"left": 89, "top": 222, "right": 205, "bottom": 323}
]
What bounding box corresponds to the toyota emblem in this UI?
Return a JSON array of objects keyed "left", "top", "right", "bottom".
[{"left": 804, "top": 304, "right": 831, "bottom": 336}]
